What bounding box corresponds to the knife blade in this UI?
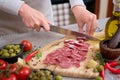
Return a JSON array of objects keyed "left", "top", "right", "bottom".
[{"left": 49, "top": 24, "right": 100, "bottom": 41}]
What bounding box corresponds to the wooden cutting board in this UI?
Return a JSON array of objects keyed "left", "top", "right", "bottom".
[{"left": 28, "top": 30, "right": 105, "bottom": 78}]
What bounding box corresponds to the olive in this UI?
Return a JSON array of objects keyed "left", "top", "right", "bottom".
[
  {"left": 47, "top": 75, "right": 53, "bottom": 80},
  {"left": 15, "top": 49, "right": 21, "bottom": 54},
  {"left": 95, "top": 76, "right": 102, "bottom": 80},
  {"left": 2, "top": 52, "right": 10, "bottom": 58},
  {"left": 55, "top": 75, "right": 62, "bottom": 80},
  {"left": 5, "top": 44, "right": 12, "bottom": 49},
  {"left": 13, "top": 46, "right": 18, "bottom": 50},
  {"left": 0, "top": 51, "right": 3, "bottom": 55},
  {"left": 40, "top": 76, "right": 46, "bottom": 80},
  {"left": 45, "top": 70, "right": 51, "bottom": 76},
  {"left": 10, "top": 44, "right": 14, "bottom": 48},
  {"left": 16, "top": 45, "right": 20, "bottom": 48},
  {"left": 1, "top": 49, "right": 8, "bottom": 53},
  {"left": 10, "top": 53, "right": 16, "bottom": 57},
  {"left": 40, "top": 71, "right": 45, "bottom": 76},
  {"left": 9, "top": 49, "right": 14, "bottom": 54},
  {"left": 96, "top": 65, "right": 104, "bottom": 72}
]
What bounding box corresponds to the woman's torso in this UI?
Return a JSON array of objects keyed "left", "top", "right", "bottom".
[{"left": 0, "top": 0, "right": 53, "bottom": 35}]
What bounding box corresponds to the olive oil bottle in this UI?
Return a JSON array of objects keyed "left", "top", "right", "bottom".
[{"left": 105, "top": 0, "right": 120, "bottom": 39}]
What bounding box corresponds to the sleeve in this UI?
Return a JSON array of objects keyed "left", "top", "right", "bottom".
[
  {"left": 0, "top": 0, "right": 25, "bottom": 15},
  {"left": 69, "top": 0, "right": 86, "bottom": 8}
]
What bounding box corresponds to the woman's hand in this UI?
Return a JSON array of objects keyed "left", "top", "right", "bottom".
[
  {"left": 72, "top": 6, "right": 98, "bottom": 35},
  {"left": 19, "top": 3, "right": 50, "bottom": 32}
]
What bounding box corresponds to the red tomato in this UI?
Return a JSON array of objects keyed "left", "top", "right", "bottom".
[
  {"left": 16, "top": 66, "right": 30, "bottom": 80},
  {"left": 9, "top": 64, "right": 18, "bottom": 73},
  {"left": 0, "top": 59, "right": 7, "bottom": 70},
  {"left": 21, "top": 40, "right": 32, "bottom": 51},
  {"left": 0, "top": 73, "right": 17, "bottom": 80}
]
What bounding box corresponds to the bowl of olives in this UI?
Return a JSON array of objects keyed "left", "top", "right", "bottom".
[
  {"left": 28, "top": 68, "right": 55, "bottom": 80},
  {"left": 0, "top": 44, "right": 24, "bottom": 63},
  {"left": 28, "top": 68, "right": 63, "bottom": 80}
]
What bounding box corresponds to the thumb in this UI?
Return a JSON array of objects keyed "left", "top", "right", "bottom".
[{"left": 42, "top": 23, "right": 50, "bottom": 31}]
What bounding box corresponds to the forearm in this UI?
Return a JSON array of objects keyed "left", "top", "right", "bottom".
[
  {"left": 69, "top": 0, "right": 86, "bottom": 9},
  {"left": 0, "top": 0, "right": 24, "bottom": 15}
]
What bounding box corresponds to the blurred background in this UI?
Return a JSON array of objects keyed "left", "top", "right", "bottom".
[{"left": 51, "top": 0, "right": 113, "bottom": 26}]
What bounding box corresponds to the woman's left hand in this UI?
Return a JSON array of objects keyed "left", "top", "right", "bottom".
[{"left": 72, "top": 6, "right": 98, "bottom": 35}]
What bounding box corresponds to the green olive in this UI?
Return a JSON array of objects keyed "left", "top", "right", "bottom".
[
  {"left": 10, "top": 53, "right": 16, "bottom": 57},
  {"left": 95, "top": 76, "right": 102, "bottom": 80},
  {"left": 9, "top": 49, "right": 14, "bottom": 54},
  {"left": 55, "top": 75, "right": 62, "bottom": 80},
  {"left": 10, "top": 44, "right": 14, "bottom": 48},
  {"left": 45, "top": 70, "right": 51, "bottom": 76},
  {"left": 96, "top": 65, "right": 104, "bottom": 72},
  {"left": 16, "top": 45, "right": 20, "bottom": 48},
  {"left": 40, "top": 76, "right": 46, "bottom": 80},
  {"left": 5, "top": 44, "right": 12, "bottom": 49},
  {"left": 0, "top": 51, "right": 3, "bottom": 55},
  {"left": 40, "top": 71, "right": 45, "bottom": 76},
  {"left": 2, "top": 52, "right": 10, "bottom": 58},
  {"left": 15, "top": 49, "right": 21, "bottom": 54},
  {"left": 13, "top": 46, "right": 18, "bottom": 50},
  {"left": 47, "top": 75, "right": 53, "bottom": 80},
  {"left": 1, "top": 49, "right": 8, "bottom": 53}
]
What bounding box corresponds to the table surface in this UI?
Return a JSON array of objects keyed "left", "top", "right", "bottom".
[{"left": 0, "top": 18, "right": 120, "bottom": 80}]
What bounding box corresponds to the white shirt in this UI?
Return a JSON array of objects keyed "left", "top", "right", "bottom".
[{"left": 0, "top": 0, "right": 85, "bottom": 35}]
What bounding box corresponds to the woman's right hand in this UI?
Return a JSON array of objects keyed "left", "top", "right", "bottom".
[{"left": 19, "top": 3, "right": 50, "bottom": 32}]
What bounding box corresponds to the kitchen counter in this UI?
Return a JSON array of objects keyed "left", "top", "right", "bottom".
[{"left": 0, "top": 18, "right": 119, "bottom": 80}]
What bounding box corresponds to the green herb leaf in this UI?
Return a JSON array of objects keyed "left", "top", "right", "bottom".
[
  {"left": 96, "top": 53, "right": 105, "bottom": 65},
  {"left": 35, "top": 51, "right": 42, "bottom": 59}
]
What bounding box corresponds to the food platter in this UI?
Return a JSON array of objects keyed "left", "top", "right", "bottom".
[{"left": 27, "top": 36, "right": 100, "bottom": 78}]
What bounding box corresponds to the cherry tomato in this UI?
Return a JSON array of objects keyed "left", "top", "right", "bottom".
[
  {"left": 0, "top": 59, "right": 7, "bottom": 70},
  {"left": 16, "top": 66, "right": 30, "bottom": 80},
  {"left": 0, "top": 73, "right": 17, "bottom": 80},
  {"left": 21, "top": 40, "right": 32, "bottom": 51},
  {"left": 9, "top": 64, "right": 18, "bottom": 73}
]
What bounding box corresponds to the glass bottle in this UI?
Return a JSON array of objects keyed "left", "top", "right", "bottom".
[{"left": 105, "top": 0, "right": 120, "bottom": 39}]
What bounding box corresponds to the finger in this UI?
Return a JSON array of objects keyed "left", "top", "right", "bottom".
[
  {"left": 34, "top": 25, "right": 41, "bottom": 32},
  {"left": 42, "top": 21, "right": 50, "bottom": 31},
  {"left": 35, "top": 25, "right": 41, "bottom": 32},
  {"left": 89, "top": 15, "right": 98, "bottom": 35},
  {"left": 86, "top": 19, "right": 92, "bottom": 35},
  {"left": 78, "top": 22, "right": 84, "bottom": 33},
  {"left": 31, "top": 24, "right": 36, "bottom": 29},
  {"left": 34, "top": 22, "right": 41, "bottom": 32}
]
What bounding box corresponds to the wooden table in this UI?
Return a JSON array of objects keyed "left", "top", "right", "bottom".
[{"left": 0, "top": 18, "right": 119, "bottom": 80}]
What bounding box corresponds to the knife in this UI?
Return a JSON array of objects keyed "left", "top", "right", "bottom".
[{"left": 49, "top": 24, "right": 100, "bottom": 41}]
